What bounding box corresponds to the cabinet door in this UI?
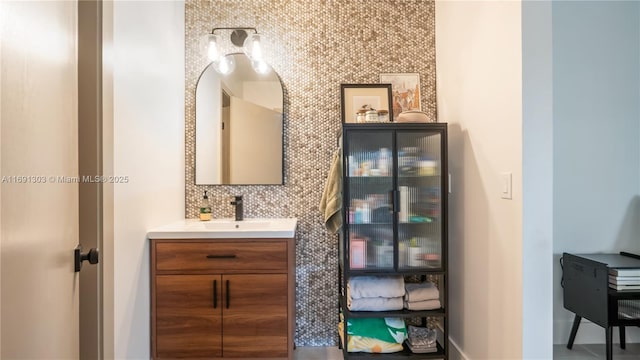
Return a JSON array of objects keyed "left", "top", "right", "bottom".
[
  {"left": 344, "top": 130, "right": 395, "bottom": 270},
  {"left": 156, "top": 275, "right": 222, "bottom": 358},
  {"left": 396, "top": 130, "right": 444, "bottom": 270},
  {"left": 222, "top": 274, "right": 288, "bottom": 357}
]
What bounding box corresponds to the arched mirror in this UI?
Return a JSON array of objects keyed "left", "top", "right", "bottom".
[{"left": 195, "top": 53, "right": 283, "bottom": 185}]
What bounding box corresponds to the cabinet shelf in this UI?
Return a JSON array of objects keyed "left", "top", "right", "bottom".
[
  {"left": 349, "top": 222, "right": 394, "bottom": 226},
  {"left": 340, "top": 296, "right": 446, "bottom": 319},
  {"left": 397, "top": 221, "right": 440, "bottom": 225},
  {"left": 344, "top": 269, "right": 446, "bottom": 277},
  {"left": 339, "top": 337, "right": 446, "bottom": 359},
  {"left": 344, "top": 308, "right": 446, "bottom": 319},
  {"left": 348, "top": 222, "right": 441, "bottom": 226},
  {"left": 347, "top": 175, "right": 441, "bottom": 186},
  {"left": 348, "top": 176, "right": 393, "bottom": 180},
  {"left": 398, "top": 174, "right": 441, "bottom": 178}
]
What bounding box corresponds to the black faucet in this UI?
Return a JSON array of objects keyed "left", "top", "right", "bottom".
[{"left": 230, "top": 195, "right": 243, "bottom": 221}]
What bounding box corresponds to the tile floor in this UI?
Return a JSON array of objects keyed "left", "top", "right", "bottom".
[
  {"left": 293, "top": 347, "right": 343, "bottom": 360},
  {"left": 554, "top": 343, "right": 640, "bottom": 359},
  {"left": 293, "top": 344, "right": 640, "bottom": 359}
]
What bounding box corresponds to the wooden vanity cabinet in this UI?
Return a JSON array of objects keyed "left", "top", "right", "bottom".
[{"left": 150, "top": 238, "right": 295, "bottom": 360}]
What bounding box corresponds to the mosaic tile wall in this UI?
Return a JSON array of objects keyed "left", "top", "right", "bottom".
[{"left": 185, "top": 0, "right": 436, "bottom": 346}]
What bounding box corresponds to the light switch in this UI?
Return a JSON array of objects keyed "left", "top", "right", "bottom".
[{"left": 501, "top": 172, "right": 512, "bottom": 199}]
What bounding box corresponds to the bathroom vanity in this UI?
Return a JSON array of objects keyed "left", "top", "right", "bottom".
[{"left": 147, "top": 219, "right": 297, "bottom": 360}]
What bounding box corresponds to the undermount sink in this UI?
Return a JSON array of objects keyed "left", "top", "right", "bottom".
[{"left": 147, "top": 218, "right": 297, "bottom": 239}]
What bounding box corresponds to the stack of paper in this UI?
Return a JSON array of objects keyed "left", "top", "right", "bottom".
[{"left": 609, "top": 268, "right": 640, "bottom": 290}]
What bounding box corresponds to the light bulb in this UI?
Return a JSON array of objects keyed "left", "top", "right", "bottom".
[
  {"left": 252, "top": 59, "right": 271, "bottom": 75},
  {"left": 205, "top": 34, "right": 221, "bottom": 62},
  {"left": 214, "top": 55, "right": 236, "bottom": 75},
  {"left": 243, "top": 34, "right": 263, "bottom": 61},
  {"left": 250, "top": 39, "right": 262, "bottom": 60}
]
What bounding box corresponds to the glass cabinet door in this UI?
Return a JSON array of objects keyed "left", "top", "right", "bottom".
[
  {"left": 344, "top": 130, "right": 394, "bottom": 270},
  {"left": 396, "top": 130, "right": 443, "bottom": 270}
]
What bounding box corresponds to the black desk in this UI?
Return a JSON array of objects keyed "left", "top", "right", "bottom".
[{"left": 563, "top": 253, "right": 640, "bottom": 360}]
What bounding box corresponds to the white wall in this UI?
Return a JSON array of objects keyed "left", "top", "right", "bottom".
[
  {"left": 522, "top": 1, "right": 553, "bottom": 358},
  {"left": 229, "top": 96, "right": 283, "bottom": 184},
  {"left": 552, "top": 1, "right": 640, "bottom": 344},
  {"left": 110, "top": 1, "right": 185, "bottom": 358},
  {"left": 436, "top": 1, "right": 523, "bottom": 359},
  {"left": 0, "top": 4, "right": 6, "bottom": 354},
  {"left": 195, "top": 67, "right": 222, "bottom": 184},
  {"left": 244, "top": 80, "right": 283, "bottom": 111},
  {"left": 0, "top": 2, "right": 4, "bottom": 353}
]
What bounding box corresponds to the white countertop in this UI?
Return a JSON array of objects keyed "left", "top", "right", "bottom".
[{"left": 146, "top": 218, "right": 298, "bottom": 239}]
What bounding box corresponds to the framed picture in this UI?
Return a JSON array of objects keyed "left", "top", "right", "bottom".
[
  {"left": 380, "top": 73, "right": 421, "bottom": 121},
  {"left": 340, "top": 84, "right": 393, "bottom": 123}
]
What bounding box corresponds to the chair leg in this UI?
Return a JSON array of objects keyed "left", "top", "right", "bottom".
[
  {"left": 619, "top": 326, "right": 626, "bottom": 350},
  {"left": 567, "top": 315, "right": 581, "bottom": 350},
  {"left": 606, "top": 326, "right": 613, "bottom": 360}
]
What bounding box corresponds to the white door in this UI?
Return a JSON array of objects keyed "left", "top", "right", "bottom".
[{"left": 1, "top": 1, "right": 80, "bottom": 358}]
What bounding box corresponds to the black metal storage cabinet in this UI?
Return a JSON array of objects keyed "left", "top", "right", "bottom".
[{"left": 338, "top": 123, "right": 448, "bottom": 359}]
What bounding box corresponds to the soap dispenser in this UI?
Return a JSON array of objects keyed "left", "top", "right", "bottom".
[{"left": 199, "top": 190, "right": 212, "bottom": 221}]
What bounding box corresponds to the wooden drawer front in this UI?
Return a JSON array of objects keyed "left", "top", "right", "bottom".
[{"left": 156, "top": 241, "right": 287, "bottom": 272}]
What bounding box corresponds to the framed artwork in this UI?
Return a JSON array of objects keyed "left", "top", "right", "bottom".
[
  {"left": 340, "top": 84, "right": 393, "bottom": 124},
  {"left": 380, "top": 73, "right": 421, "bottom": 121}
]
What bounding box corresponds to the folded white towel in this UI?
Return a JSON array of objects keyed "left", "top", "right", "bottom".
[
  {"left": 348, "top": 276, "right": 405, "bottom": 299},
  {"left": 404, "top": 299, "right": 441, "bottom": 311},
  {"left": 404, "top": 282, "right": 439, "bottom": 302},
  {"left": 348, "top": 296, "right": 404, "bottom": 311}
]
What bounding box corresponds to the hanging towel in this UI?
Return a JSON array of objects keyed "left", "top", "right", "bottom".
[
  {"left": 319, "top": 149, "right": 342, "bottom": 233},
  {"left": 404, "top": 282, "right": 440, "bottom": 302},
  {"left": 348, "top": 276, "right": 405, "bottom": 299}
]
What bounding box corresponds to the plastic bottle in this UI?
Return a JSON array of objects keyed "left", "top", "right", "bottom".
[
  {"left": 362, "top": 202, "right": 371, "bottom": 224},
  {"left": 199, "top": 190, "right": 212, "bottom": 221},
  {"left": 378, "top": 148, "right": 391, "bottom": 176},
  {"left": 354, "top": 200, "right": 363, "bottom": 224},
  {"left": 348, "top": 156, "right": 357, "bottom": 176}
]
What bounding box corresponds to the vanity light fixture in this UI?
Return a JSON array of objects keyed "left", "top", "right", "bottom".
[{"left": 203, "top": 27, "right": 269, "bottom": 75}]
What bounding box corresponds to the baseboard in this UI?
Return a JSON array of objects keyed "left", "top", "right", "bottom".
[{"left": 448, "top": 336, "right": 470, "bottom": 360}]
